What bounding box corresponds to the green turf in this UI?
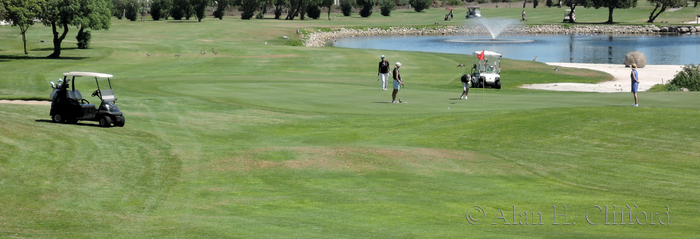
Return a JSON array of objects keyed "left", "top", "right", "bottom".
[{"left": 1, "top": 6, "right": 699, "bottom": 238}]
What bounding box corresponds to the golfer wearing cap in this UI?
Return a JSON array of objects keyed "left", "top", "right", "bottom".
[
  {"left": 631, "top": 64, "right": 639, "bottom": 107},
  {"left": 378, "top": 55, "right": 390, "bottom": 90},
  {"left": 392, "top": 62, "right": 403, "bottom": 103}
]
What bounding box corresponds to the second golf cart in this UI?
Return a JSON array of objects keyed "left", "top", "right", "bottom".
[
  {"left": 466, "top": 7, "right": 482, "bottom": 19},
  {"left": 49, "top": 72, "right": 125, "bottom": 127},
  {"left": 469, "top": 50, "right": 502, "bottom": 89}
]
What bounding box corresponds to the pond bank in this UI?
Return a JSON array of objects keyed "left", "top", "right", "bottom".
[{"left": 304, "top": 25, "right": 700, "bottom": 47}]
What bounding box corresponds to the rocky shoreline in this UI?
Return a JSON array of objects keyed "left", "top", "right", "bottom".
[{"left": 303, "top": 24, "right": 700, "bottom": 47}]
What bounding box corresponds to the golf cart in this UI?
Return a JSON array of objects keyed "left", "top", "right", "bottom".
[
  {"left": 466, "top": 7, "right": 482, "bottom": 19},
  {"left": 469, "top": 50, "right": 502, "bottom": 89},
  {"left": 563, "top": 9, "right": 576, "bottom": 23},
  {"left": 49, "top": 72, "right": 125, "bottom": 127}
]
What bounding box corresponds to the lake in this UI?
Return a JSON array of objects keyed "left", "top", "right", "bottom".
[{"left": 332, "top": 34, "right": 700, "bottom": 65}]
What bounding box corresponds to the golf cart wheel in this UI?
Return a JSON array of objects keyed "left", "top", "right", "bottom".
[
  {"left": 114, "top": 116, "right": 125, "bottom": 127},
  {"left": 494, "top": 81, "right": 501, "bottom": 89},
  {"left": 51, "top": 114, "right": 64, "bottom": 123},
  {"left": 99, "top": 116, "right": 112, "bottom": 127}
]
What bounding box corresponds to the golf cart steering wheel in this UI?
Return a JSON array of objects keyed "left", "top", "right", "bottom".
[
  {"left": 91, "top": 89, "right": 101, "bottom": 98},
  {"left": 81, "top": 99, "right": 90, "bottom": 105}
]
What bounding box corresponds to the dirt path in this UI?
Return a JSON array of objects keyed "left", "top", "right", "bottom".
[{"left": 0, "top": 100, "right": 51, "bottom": 106}]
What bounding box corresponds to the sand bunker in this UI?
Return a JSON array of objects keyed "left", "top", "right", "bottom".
[
  {"left": 0, "top": 100, "right": 51, "bottom": 105},
  {"left": 521, "top": 63, "right": 683, "bottom": 93}
]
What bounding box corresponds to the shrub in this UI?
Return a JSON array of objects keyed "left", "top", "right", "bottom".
[
  {"left": 357, "top": 0, "right": 375, "bottom": 17},
  {"left": 76, "top": 30, "right": 91, "bottom": 49},
  {"left": 340, "top": 0, "right": 354, "bottom": 16},
  {"left": 668, "top": 64, "right": 700, "bottom": 91},
  {"left": 441, "top": 0, "right": 462, "bottom": 6},
  {"left": 647, "top": 84, "right": 669, "bottom": 92},
  {"left": 409, "top": 0, "right": 431, "bottom": 12},
  {"left": 124, "top": 0, "right": 140, "bottom": 21},
  {"left": 285, "top": 39, "right": 304, "bottom": 46},
  {"left": 306, "top": 4, "right": 321, "bottom": 19},
  {"left": 235, "top": 0, "right": 258, "bottom": 19},
  {"left": 396, "top": 0, "right": 409, "bottom": 6},
  {"left": 380, "top": 0, "right": 395, "bottom": 16},
  {"left": 150, "top": 0, "right": 162, "bottom": 20},
  {"left": 546, "top": 0, "right": 553, "bottom": 7},
  {"left": 533, "top": 0, "right": 539, "bottom": 8}
]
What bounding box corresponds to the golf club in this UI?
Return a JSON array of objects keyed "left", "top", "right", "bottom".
[{"left": 401, "top": 84, "right": 406, "bottom": 103}]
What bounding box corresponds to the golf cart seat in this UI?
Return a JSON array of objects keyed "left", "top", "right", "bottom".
[
  {"left": 100, "top": 89, "right": 116, "bottom": 102},
  {"left": 67, "top": 90, "right": 83, "bottom": 101}
]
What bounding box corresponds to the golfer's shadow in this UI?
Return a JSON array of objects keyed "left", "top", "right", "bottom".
[{"left": 35, "top": 119, "right": 102, "bottom": 127}]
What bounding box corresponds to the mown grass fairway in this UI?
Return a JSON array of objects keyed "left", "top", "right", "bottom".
[{"left": 1, "top": 7, "right": 699, "bottom": 238}]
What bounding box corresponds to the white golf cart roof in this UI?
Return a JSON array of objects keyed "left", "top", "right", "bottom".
[
  {"left": 473, "top": 51, "right": 502, "bottom": 58},
  {"left": 63, "top": 72, "right": 113, "bottom": 78}
]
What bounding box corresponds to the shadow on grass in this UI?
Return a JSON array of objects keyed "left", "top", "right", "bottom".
[
  {"left": 0, "top": 55, "right": 89, "bottom": 60},
  {"left": 167, "top": 21, "right": 200, "bottom": 23},
  {"left": 35, "top": 119, "right": 103, "bottom": 128}
]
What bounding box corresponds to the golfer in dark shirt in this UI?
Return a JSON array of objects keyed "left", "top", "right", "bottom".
[{"left": 378, "top": 55, "right": 390, "bottom": 90}]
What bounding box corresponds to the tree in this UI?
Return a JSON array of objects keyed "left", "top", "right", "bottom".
[
  {"left": 320, "top": 0, "right": 333, "bottom": 20},
  {"left": 150, "top": 0, "right": 163, "bottom": 20},
  {"left": 111, "top": 0, "right": 125, "bottom": 19},
  {"left": 409, "top": 0, "right": 430, "bottom": 12},
  {"left": 191, "top": 0, "right": 209, "bottom": 22},
  {"left": 306, "top": 2, "right": 320, "bottom": 18},
  {"left": 647, "top": 0, "right": 683, "bottom": 22},
  {"left": 74, "top": 0, "right": 110, "bottom": 49},
  {"left": 356, "top": 0, "right": 373, "bottom": 17},
  {"left": 273, "top": 0, "right": 287, "bottom": 19},
  {"left": 592, "top": 0, "right": 637, "bottom": 23},
  {"left": 286, "top": 0, "right": 308, "bottom": 20},
  {"left": 339, "top": 0, "right": 352, "bottom": 16},
  {"left": 533, "top": 0, "right": 539, "bottom": 7},
  {"left": 160, "top": 0, "right": 173, "bottom": 19},
  {"left": 123, "top": 0, "right": 140, "bottom": 21},
  {"left": 234, "top": 0, "right": 258, "bottom": 19},
  {"left": 40, "top": 0, "right": 82, "bottom": 58},
  {"left": 379, "top": 0, "right": 394, "bottom": 16},
  {"left": 0, "top": 2, "right": 6, "bottom": 20},
  {"left": 213, "top": 0, "right": 229, "bottom": 19},
  {"left": 257, "top": 0, "right": 273, "bottom": 19},
  {"left": 546, "top": 0, "right": 553, "bottom": 7},
  {"left": 3, "top": 0, "right": 43, "bottom": 54}
]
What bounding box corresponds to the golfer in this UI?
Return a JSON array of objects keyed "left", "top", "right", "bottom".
[
  {"left": 631, "top": 64, "right": 639, "bottom": 107},
  {"left": 378, "top": 55, "right": 390, "bottom": 90},
  {"left": 460, "top": 73, "right": 471, "bottom": 100},
  {"left": 392, "top": 62, "right": 403, "bottom": 103}
]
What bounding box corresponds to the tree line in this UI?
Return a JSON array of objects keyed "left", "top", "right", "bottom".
[
  {"left": 1, "top": 0, "right": 698, "bottom": 57},
  {"left": 1, "top": 0, "right": 110, "bottom": 58}
]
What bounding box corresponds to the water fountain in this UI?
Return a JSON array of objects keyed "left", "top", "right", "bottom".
[{"left": 445, "top": 18, "right": 534, "bottom": 43}]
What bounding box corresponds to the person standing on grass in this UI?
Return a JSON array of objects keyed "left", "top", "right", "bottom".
[
  {"left": 631, "top": 64, "right": 639, "bottom": 107},
  {"left": 522, "top": 10, "right": 526, "bottom": 22},
  {"left": 392, "top": 62, "right": 403, "bottom": 103},
  {"left": 460, "top": 73, "right": 471, "bottom": 100},
  {"left": 378, "top": 55, "right": 390, "bottom": 91}
]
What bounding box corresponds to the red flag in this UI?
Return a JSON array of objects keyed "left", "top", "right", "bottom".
[{"left": 477, "top": 50, "right": 485, "bottom": 61}]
